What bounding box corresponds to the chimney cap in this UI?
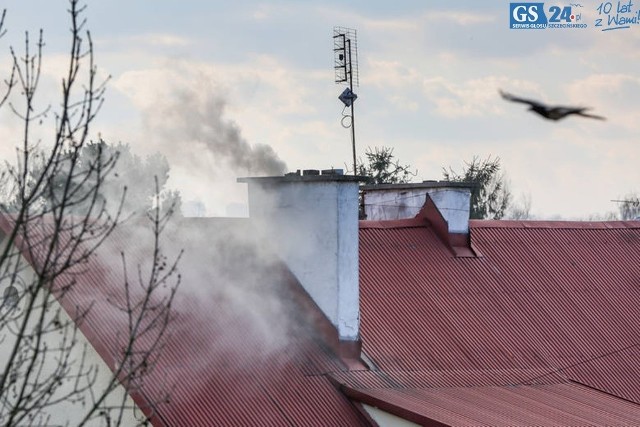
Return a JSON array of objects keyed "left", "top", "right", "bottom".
[{"left": 238, "top": 173, "right": 367, "bottom": 184}]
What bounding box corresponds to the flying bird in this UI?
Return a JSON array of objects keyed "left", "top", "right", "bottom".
[{"left": 499, "top": 90, "right": 606, "bottom": 121}]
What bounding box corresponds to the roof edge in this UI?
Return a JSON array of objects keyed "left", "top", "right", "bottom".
[
  {"left": 361, "top": 181, "right": 474, "bottom": 191},
  {"left": 471, "top": 219, "right": 640, "bottom": 229},
  {"left": 331, "top": 382, "right": 449, "bottom": 427},
  {"left": 359, "top": 217, "right": 425, "bottom": 229}
]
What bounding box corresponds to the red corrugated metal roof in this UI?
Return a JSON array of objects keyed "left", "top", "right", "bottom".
[
  {"left": 7, "top": 217, "right": 368, "bottom": 426},
  {"left": 358, "top": 213, "right": 640, "bottom": 424},
  {"left": 340, "top": 382, "right": 640, "bottom": 426},
  {"left": 13, "top": 206, "right": 640, "bottom": 425}
]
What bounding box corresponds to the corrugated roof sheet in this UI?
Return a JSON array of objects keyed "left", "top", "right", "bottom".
[
  {"left": 358, "top": 215, "right": 640, "bottom": 424},
  {"left": 12, "top": 217, "right": 368, "bottom": 426},
  {"left": 341, "top": 382, "right": 640, "bottom": 426},
  {"left": 13, "top": 206, "right": 640, "bottom": 426}
]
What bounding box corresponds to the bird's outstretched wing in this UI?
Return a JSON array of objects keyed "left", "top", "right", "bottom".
[
  {"left": 549, "top": 107, "right": 606, "bottom": 121},
  {"left": 499, "top": 90, "right": 546, "bottom": 108},
  {"left": 575, "top": 110, "right": 606, "bottom": 121}
]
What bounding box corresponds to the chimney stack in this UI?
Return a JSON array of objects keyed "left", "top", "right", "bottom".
[
  {"left": 362, "top": 181, "right": 473, "bottom": 235},
  {"left": 238, "top": 171, "right": 363, "bottom": 341}
]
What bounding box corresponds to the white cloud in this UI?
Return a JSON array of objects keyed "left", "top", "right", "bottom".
[
  {"left": 250, "top": 3, "right": 294, "bottom": 21},
  {"left": 420, "top": 10, "right": 496, "bottom": 26},
  {"left": 131, "top": 33, "right": 191, "bottom": 47},
  {"left": 365, "top": 59, "right": 422, "bottom": 89},
  {"left": 360, "top": 16, "right": 420, "bottom": 32},
  {"left": 566, "top": 73, "right": 640, "bottom": 130},
  {"left": 422, "top": 76, "right": 537, "bottom": 118}
]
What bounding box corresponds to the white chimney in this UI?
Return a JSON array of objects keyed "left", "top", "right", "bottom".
[
  {"left": 362, "top": 181, "right": 472, "bottom": 235},
  {"left": 238, "top": 171, "right": 363, "bottom": 341}
]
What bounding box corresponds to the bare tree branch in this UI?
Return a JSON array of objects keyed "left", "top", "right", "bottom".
[{"left": 0, "top": 2, "right": 180, "bottom": 426}]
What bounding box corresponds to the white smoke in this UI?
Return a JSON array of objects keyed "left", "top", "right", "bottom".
[{"left": 112, "top": 66, "right": 288, "bottom": 215}]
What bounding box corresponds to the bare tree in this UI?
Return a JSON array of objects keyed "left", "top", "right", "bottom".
[
  {"left": 615, "top": 192, "right": 640, "bottom": 220},
  {"left": 0, "top": 2, "right": 180, "bottom": 426},
  {"left": 506, "top": 193, "right": 533, "bottom": 220}
]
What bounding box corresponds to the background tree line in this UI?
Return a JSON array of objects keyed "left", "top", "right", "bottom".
[{"left": 357, "top": 146, "right": 638, "bottom": 221}]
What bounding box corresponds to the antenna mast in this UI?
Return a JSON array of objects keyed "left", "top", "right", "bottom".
[{"left": 333, "top": 27, "right": 359, "bottom": 175}]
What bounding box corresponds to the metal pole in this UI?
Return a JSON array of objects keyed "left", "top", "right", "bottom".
[{"left": 347, "top": 38, "right": 356, "bottom": 176}]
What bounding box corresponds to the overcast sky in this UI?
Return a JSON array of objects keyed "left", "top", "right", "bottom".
[{"left": 2, "top": 1, "right": 639, "bottom": 218}]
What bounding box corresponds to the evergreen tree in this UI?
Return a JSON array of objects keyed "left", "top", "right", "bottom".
[{"left": 443, "top": 156, "right": 511, "bottom": 220}]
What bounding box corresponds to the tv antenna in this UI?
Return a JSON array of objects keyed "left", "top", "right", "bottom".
[{"left": 333, "top": 26, "right": 359, "bottom": 175}]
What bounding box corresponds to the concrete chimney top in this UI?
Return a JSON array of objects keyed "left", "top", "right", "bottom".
[
  {"left": 238, "top": 170, "right": 364, "bottom": 184},
  {"left": 362, "top": 180, "right": 473, "bottom": 234},
  {"left": 238, "top": 171, "right": 367, "bottom": 342}
]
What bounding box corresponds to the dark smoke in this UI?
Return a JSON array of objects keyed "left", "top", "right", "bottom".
[{"left": 141, "top": 83, "right": 286, "bottom": 176}]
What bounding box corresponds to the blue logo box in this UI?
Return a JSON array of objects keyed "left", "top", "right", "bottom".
[{"left": 510, "top": 3, "right": 548, "bottom": 28}]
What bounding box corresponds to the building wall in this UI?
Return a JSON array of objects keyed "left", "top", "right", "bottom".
[
  {"left": 0, "top": 252, "right": 141, "bottom": 426},
  {"left": 362, "top": 404, "right": 421, "bottom": 427}
]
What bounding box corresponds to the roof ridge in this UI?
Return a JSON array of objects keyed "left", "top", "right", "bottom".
[
  {"left": 359, "top": 218, "right": 426, "bottom": 229},
  {"left": 470, "top": 220, "right": 640, "bottom": 230}
]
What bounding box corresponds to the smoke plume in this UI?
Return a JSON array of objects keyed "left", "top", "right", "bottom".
[{"left": 138, "top": 76, "right": 286, "bottom": 177}]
